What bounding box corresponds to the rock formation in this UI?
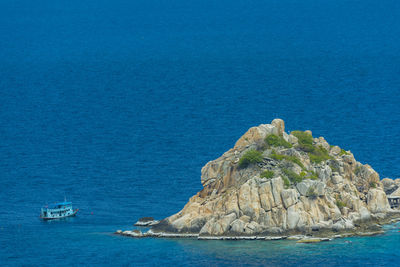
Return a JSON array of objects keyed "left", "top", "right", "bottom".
[
  {"left": 145, "top": 119, "right": 397, "bottom": 237},
  {"left": 382, "top": 178, "right": 400, "bottom": 196}
]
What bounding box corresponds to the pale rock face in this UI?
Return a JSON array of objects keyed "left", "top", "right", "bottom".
[
  {"left": 282, "top": 132, "right": 290, "bottom": 142},
  {"left": 225, "top": 191, "right": 240, "bottom": 216},
  {"left": 152, "top": 119, "right": 394, "bottom": 236},
  {"left": 367, "top": 188, "right": 391, "bottom": 213},
  {"left": 381, "top": 178, "right": 399, "bottom": 195},
  {"left": 218, "top": 213, "right": 237, "bottom": 233},
  {"left": 296, "top": 180, "right": 326, "bottom": 196},
  {"left": 348, "top": 212, "right": 361, "bottom": 222},
  {"left": 329, "top": 146, "right": 341, "bottom": 156},
  {"left": 234, "top": 123, "right": 278, "bottom": 149},
  {"left": 314, "top": 182, "right": 326, "bottom": 196},
  {"left": 245, "top": 221, "right": 262, "bottom": 235},
  {"left": 359, "top": 207, "right": 371, "bottom": 221},
  {"left": 199, "top": 213, "right": 237, "bottom": 236},
  {"left": 240, "top": 215, "right": 251, "bottom": 223},
  {"left": 332, "top": 221, "right": 345, "bottom": 231},
  {"left": 271, "top": 118, "right": 285, "bottom": 136},
  {"left": 238, "top": 179, "right": 261, "bottom": 220},
  {"left": 381, "top": 178, "right": 394, "bottom": 188},
  {"left": 291, "top": 164, "right": 303, "bottom": 176},
  {"left": 200, "top": 151, "right": 235, "bottom": 186},
  {"left": 343, "top": 154, "right": 356, "bottom": 166},
  {"left": 315, "top": 220, "right": 333, "bottom": 229},
  {"left": 315, "top": 137, "right": 330, "bottom": 151},
  {"left": 271, "top": 207, "right": 287, "bottom": 230},
  {"left": 332, "top": 173, "right": 344, "bottom": 184},
  {"left": 355, "top": 164, "right": 380, "bottom": 190},
  {"left": 238, "top": 182, "right": 252, "bottom": 217},
  {"left": 287, "top": 205, "right": 301, "bottom": 229},
  {"left": 230, "top": 219, "right": 246, "bottom": 233},
  {"left": 316, "top": 165, "right": 332, "bottom": 182},
  {"left": 281, "top": 189, "right": 299, "bottom": 209},
  {"left": 171, "top": 214, "right": 192, "bottom": 231},
  {"left": 199, "top": 218, "right": 215, "bottom": 235},
  {"left": 288, "top": 134, "right": 298, "bottom": 145},
  {"left": 270, "top": 177, "right": 284, "bottom": 207},
  {"left": 258, "top": 181, "right": 275, "bottom": 211},
  {"left": 296, "top": 181, "right": 312, "bottom": 196},
  {"left": 342, "top": 193, "right": 362, "bottom": 211}
]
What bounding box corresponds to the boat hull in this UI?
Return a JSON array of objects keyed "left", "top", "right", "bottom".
[{"left": 40, "top": 209, "right": 79, "bottom": 220}]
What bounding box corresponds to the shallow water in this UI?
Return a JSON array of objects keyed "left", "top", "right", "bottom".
[{"left": 1, "top": 0, "right": 400, "bottom": 265}]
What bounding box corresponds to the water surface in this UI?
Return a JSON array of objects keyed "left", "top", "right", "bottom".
[{"left": 1, "top": 0, "right": 400, "bottom": 265}]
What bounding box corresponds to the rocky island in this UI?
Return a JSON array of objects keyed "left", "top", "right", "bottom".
[{"left": 118, "top": 119, "right": 400, "bottom": 240}]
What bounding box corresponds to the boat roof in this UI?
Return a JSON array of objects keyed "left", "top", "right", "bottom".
[{"left": 43, "top": 201, "right": 72, "bottom": 209}]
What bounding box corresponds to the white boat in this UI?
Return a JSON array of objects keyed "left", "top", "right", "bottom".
[{"left": 40, "top": 201, "right": 78, "bottom": 220}]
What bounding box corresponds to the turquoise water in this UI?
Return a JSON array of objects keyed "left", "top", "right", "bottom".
[{"left": 1, "top": 0, "right": 400, "bottom": 265}]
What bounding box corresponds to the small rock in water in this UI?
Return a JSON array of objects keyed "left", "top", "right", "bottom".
[{"left": 134, "top": 217, "right": 160, "bottom": 226}]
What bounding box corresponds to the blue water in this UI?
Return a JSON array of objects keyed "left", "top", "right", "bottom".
[{"left": 1, "top": 0, "right": 400, "bottom": 265}]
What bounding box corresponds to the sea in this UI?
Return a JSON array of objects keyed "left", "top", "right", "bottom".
[{"left": 1, "top": 0, "right": 400, "bottom": 266}]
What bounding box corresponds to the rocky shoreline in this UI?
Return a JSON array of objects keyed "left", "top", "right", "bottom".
[
  {"left": 118, "top": 119, "right": 400, "bottom": 241},
  {"left": 115, "top": 215, "right": 400, "bottom": 242}
]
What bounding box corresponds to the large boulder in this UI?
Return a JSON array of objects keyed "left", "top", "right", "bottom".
[
  {"left": 382, "top": 178, "right": 398, "bottom": 195},
  {"left": 296, "top": 180, "right": 325, "bottom": 196},
  {"left": 230, "top": 218, "right": 246, "bottom": 233},
  {"left": 367, "top": 189, "right": 391, "bottom": 213},
  {"left": 271, "top": 118, "right": 285, "bottom": 136},
  {"left": 234, "top": 123, "right": 277, "bottom": 148},
  {"left": 332, "top": 173, "right": 343, "bottom": 184},
  {"left": 238, "top": 179, "right": 261, "bottom": 220},
  {"left": 258, "top": 181, "right": 275, "bottom": 211},
  {"left": 281, "top": 189, "right": 299, "bottom": 208}
]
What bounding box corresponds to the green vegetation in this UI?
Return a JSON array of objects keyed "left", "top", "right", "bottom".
[
  {"left": 308, "top": 171, "right": 318, "bottom": 180},
  {"left": 336, "top": 200, "right": 346, "bottom": 209},
  {"left": 261, "top": 170, "right": 274, "bottom": 179},
  {"left": 282, "top": 176, "right": 290, "bottom": 188},
  {"left": 282, "top": 168, "right": 303, "bottom": 184},
  {"left": 306, "top": 187, "right": 318, "bottom": 199},
  {"left": 270, "top": 150, "right": 305, "bottom": 169},
  {"left": 270, "top": 150, "right": 285, "bottom": 161},
  {"left": 355, "top": 166, "right": 362, "bottom": 175},
  {"left": 265, "top": 134, "right": 292, "bottom": 148},
  {"left": 369, "top": 181, "right": 377, "bottom": 188},
  {"left": 335, "top": 195, "right": 346, "bottom": 209},
  {"left": 286, "top": 155, "right": 305, "bottom": 169},
  {"left": 238, "top": 149, "right": 263, "bottom": 168},
  {"left": 292, "top": 130, "right": 313, "bottom": 145},
  {"left": 308, "top": 146, "right": 331, "bottom": 163},
  {"left": 291, "top": 130, "right": 314, "bottom": 152},
  {"left": 291, "top": 130, "right": 331, "bottom": 163},
  {"left": 300, "top": 170, "right": 318, "bottom": 180},
  {"left": 340, "top": 149, "right": 349, "bottom": 156}
]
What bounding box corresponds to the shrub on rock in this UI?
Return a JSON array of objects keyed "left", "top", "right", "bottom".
[
  {"left": 261, "top": 170, "right": 274, "bottom": 179},
  {"left": 238, "top": 149, "right": 263, "bottom": 168},
  {"left": 265, "top": 134, "right": 292, "bottom": 148}
]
